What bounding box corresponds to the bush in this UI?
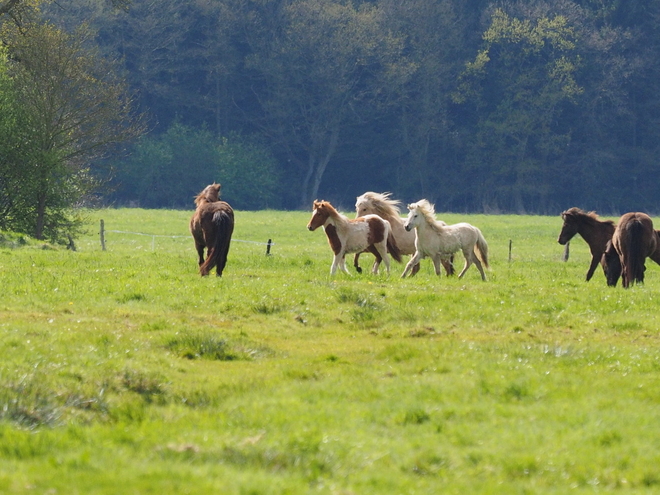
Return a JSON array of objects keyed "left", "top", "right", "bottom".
[{"left": 111, "top": 124, "right": 283, "bottom": 209}]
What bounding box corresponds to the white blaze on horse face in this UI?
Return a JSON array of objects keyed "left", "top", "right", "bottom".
[
  {"left": 404, "top": 209, "right": 419, "bottom": 232},
  {"left": 307, "top": 207, "right": 327, "bottom": 231}
]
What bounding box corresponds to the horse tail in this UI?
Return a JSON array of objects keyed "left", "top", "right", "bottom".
[
  {"left": 387, "top": 232, "right": 402, "bottom": 263},
  {"left": 626, "top": 220, "right": 647, "bottom": 285},
  {"left": 475, "top": 230, "right": 489, "bottom": 269},
  {"left": 200, "top": 209, "right": 234, "bottom": 276}
]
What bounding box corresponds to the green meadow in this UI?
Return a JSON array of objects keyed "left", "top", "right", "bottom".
[{"left": 1, "top": 208, "right": 660, "bottom": 494}]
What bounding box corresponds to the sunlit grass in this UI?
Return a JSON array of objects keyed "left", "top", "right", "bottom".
[{"left": 1, "top": 207, "right": 659, "bottom": 493}]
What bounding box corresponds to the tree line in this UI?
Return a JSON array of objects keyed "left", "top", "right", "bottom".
[{"left": 2, "top": 0, "right": 660, "bottom": 241}]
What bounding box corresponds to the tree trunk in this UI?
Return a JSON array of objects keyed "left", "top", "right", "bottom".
[
  {"left": 298, "top": 124, "right": 340, "bottom": 209},
  {"left": 35, "top": 192, "right": 46, "bottom": 239}
]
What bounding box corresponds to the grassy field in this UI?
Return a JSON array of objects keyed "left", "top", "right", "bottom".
[{"left": 1, "top": 208, "right": 660, "bottom": 494}]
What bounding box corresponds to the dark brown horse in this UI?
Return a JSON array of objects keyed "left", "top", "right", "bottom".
[
  {"left": 604, "top": 229, "right": 660, "bottom": 287},
  {"left": 190, "top": 183, "right": 234, "bottom": 276},
  {"left": 557, "top": 207, "right": 615, "bottom": 281},
  {"left": 604, "top": 212, "right": 657, "bottom": 288}
]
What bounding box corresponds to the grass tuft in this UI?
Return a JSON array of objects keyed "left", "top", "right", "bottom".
[{"left": 165, "top": 331, "right": 238, "bottom": 360}]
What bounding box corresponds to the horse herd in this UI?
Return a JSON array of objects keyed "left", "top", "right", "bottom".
[
  {"left": 189, "top": 183, "right": 657, "bottom": 289},
  {"left": 558, "top": 207, "right": 659, "bottom": 288},
  {"left": 306, "top": 194, "right": 489, "bottom": 280}
]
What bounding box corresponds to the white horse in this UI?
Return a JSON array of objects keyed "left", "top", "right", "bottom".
[
  {"left": 354, "top": 192, "right": 454, "bottom": 276},
  {"left": 307, "top": 200, "right": 401, "bottom": 275},
  {"left": 402, "top": 199, "right": 489, "bottom": 280}
]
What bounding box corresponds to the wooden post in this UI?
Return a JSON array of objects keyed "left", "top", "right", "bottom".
[
  {"left": 100, "top": 219, "right": 106, "bottom": 251},
  {"left": 266, "top": 238, "right": 272, "bottom": 255},
  {"left": 562, "top": 241, "right": 570, "bottom": 262},
  {"left": 508, "top": 239, "right": 512, "bottom": 262}
]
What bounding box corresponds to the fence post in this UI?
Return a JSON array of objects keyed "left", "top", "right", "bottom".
[
  {"left": 100, "top": 219, "right": 106, "bottom": 251},
  {"left": 266, "top": 238, "right": 272, "bottom": 255},
  {"left": 508, "top": 239, "right": 512, "bottom": 262},
  {"left": 562, "top": 241, "right": 570, "bottom": 262}
]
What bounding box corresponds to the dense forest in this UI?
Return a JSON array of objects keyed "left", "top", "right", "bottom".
[{"left": 4, "top": 0, "right": 660, "bottom": 225}]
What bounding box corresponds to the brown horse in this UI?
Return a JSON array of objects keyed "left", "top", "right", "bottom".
[
  {"left": 307, "top": 200, "right": 401, "bottom": 275},
  {"left": 189, "top": 183, "right": 234, "bottom": 276},
  {"left": 604, "top": 230, "right": 660, "bottom": 287},
  {"left": 605, "top": 212, "right": 657, "bottom": 288},
  {"left": 557, "top": 207, "right": 615, "bottom": 281}
]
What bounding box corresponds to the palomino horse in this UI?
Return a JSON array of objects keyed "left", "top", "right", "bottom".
[
  {"left": 603, "top": 215, "right": 658, "bottom": 287},
  {"left": 307, "top": 200, "right": 401, "bottom": 275},
  {"left": 189, "top": 183, "right": 234, "bottom": 276},
  {"left": 402, "top": 199, "right": 489, "bottom": 280},
  {"left": 604, "top": 231, "right": 660, "bottom": 286},
  {"left": 354, "top": 192, "right": 454, "bottom": 276},
  {"left": 557, "top": 207, "right": 615, "bottom": 281}
]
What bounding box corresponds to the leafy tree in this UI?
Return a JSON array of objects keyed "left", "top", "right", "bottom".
[
  {"left": 455, "top": 6, "right": 582, "bottom": 212},
  {"left": 378, "top": 0, "right": 468, "bottom": 204},
  {"left": 216, "top": 133, "right": 281, "bottom": 210},
  {"left": 112, "top": 124, "right": 282, "bottom": 210},
  {"left": 1, "top": 22, "right": 144, "bottom": 241},
  {"left": 245, "top": 0, "right": 406, "bottom": 208},
  {"left": 113, "top": 123, "right": 221, "bottom": 208}
]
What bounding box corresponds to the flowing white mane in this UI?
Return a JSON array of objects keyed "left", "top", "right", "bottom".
[
  {"left": 356, "top": 192, "right": 402, "bottom": 219},
  {"left": 409, "top": 199, "right": 440, "bottom": 228}
]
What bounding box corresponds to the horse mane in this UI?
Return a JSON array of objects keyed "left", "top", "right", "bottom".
[
  {"left": 194, "top": 183, "right": 221, "bottom": 207},
  {"left": 410, "top": 199, "right": 445, "bottom": 234},
  {"left": 563, "top": 207, "right": 614, "bottom": 226},
  {"left": 314, "top": 200, "right": 344, "bottom": 221},
  {"left": 357, "top": 192, "right": 402, "bottom": 219}
]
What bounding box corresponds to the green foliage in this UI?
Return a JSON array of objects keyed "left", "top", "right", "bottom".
[
  {"left": 217, "top": 133, "right": 281, "bottom": 210},
  {"left": 113, "top": 123, "right": 219, "bottom": 208},
  {"left": 0, "top": 22, "right": 143, "bottom": 242},
  {"left": 34, "top": 0, "right": 660, "bottom": 213},
  {"left": 113, "top": 124, "right": 282, "bottom": 209},
  {"left": 454, "top": 7, "right": 583, "bottom": 212}
]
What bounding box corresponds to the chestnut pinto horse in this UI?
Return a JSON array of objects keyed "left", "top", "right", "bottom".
[
  {"left": 189, "top": 183, "right": 234, "bottom": 276},
  {"left": 402, "top": 200, "right": 489, "bottom": 280},
  {"left": 307, "top": 200, "right": 401, "bottom": 275},
  {"left": 353, "top": 192, "right": 454, "bottom": 277},
  {"left": 603, "top": 213, "right": 658, "bottom": 288},
  {"left": 557, "top": 207, "right": 615, "bottom": 281}
]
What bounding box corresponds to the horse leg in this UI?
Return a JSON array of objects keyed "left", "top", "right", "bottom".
[
  {"left": 373, "top": 242, "right": 390, "bottom": 275},
  {"left": 441, "top": 256, "right": 455, "bottom": 276},
  {"left": 431, "top": 255, "right": 443, "bottom": 276},
  {"left": 472, "top": 253, "right": 487, "bottom": 281},
  {"left": 196, "top": 243, "right": 205, "bottom": 266},
  {"left": 410, "top": 262, "right": 421, "bottom": 276},
  {"left": 339, "top": 254, "right": 351, "bottom": 275},
  {"left": 457, "top": 249, "right": 473, "bottom": 278},
  {"left": 585, "top": 255, "right": 600, "bottom": 282},
  {"left": 360, "top": 245, "right": 380, "bottom": 273},
  {"left": 330, "top": 253, "right": 342, "bottom": 275},
  {"left": 353, "top": 252, "right": 363, "bottom": 274},
  {"left": 402, "top": 252, "right": 421, "bottom": 278},
  {"left": 369, "top": 244, "right": 386, "bottom": 274}
]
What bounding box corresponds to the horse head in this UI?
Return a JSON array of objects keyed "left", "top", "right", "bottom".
[
  {"left": 195, "top": 183, "right": 222, "bottom": 206},
  {"left": 404, "top": 203, "right": 420, "bottom": 232},
  {"left": 557, "top": 209, "right": 578, "bottom": 245},
  {"left": 355, "top": 196, "right": 371, "bottom": 218},
  {"left": 307, "top": 200, "right": 331, "bottom": 231}
]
